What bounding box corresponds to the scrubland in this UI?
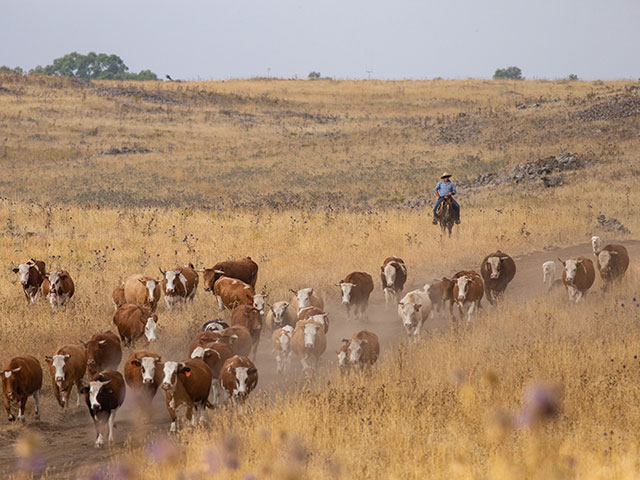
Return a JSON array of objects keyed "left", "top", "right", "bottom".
[{"left": 0, "top": 74, "right": 639, "bottom": 478}]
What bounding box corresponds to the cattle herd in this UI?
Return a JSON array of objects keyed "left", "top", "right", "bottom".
[{"left": 3, "top": 237, "right": 631, "bottom": 448}]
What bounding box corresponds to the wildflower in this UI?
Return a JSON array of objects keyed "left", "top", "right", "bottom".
[{"left": 516, "top": 382, "right": 562, "bottom": 429}]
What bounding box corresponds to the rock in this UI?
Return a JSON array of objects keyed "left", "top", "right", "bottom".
[{"left": 596, "top": 214, "right": 631, "bottom": 234}]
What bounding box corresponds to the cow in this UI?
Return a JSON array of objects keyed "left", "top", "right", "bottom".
[
  {"left": 161, "top": 358, "right": 213, "bottom": 432},
  {"left": 81, "top": 331, "right": 123, "bottom": 377},
  {"left": 297, "top": 306, "right": 330, "bottom": 333},
  {"left": 199, "top": 257, "right": 259, "bottom": 291},
  {"left": 230, "top": 304, "right": 262, "bottom": 360},
  {"left": 45, "top": 269, "right": 75, "bottom": 309},
  {"left": 159, "top": 264, "right": 199, "bottom": 310},
  {"left": 80, "top": 369, "right": 126, "bottom": 448},
  {"left": 123, "top": 274, "right": 162, "bottom": 313},
  {"left": 271, "top": 325, "right": 294, "bottom": 374},
  {"left": 559, "top": 257, "right": 596, "bottom": 303},
  {"left": 213, "top": 276, "right": 255, "bottom": 311},
  {"left": 188, "top": 331, "right": 224, "bottom": 356},
  {"left": 12, "top": 259, "right": 46, "bottom": 304},
  {"left": 123, "top": 350, "right": 163, "bottom": 404},
  {"left": 190, "top": 342, "right": 233, "bottom": 405},
  {"left": 219, "top": 355, "right": 258, "bottom": 405},
  {"left": 338, "top": 330, "right": 380, "bottom": 371},
  {"left": 265, "top": 301, "right": 297, "bottom": 331},
  {"left": 452, "top": 270, "right": 484, "bottom": 323},
  {"left": 201, "top": 319, "right": 229, "bottom": 333},
  {"left": 290, "top": 288, "right": 324, "bottom": 313},
  {"left": 424, "top": 278, "right": 453, "bottom": 317},
  {"left": 2, "top": 356, "right": 42, "bottom": 422},
  {"left": 292, "top": 319, "right": 327, "bottom": 375},
  {"left": 44, "top": 345, "right": 86, "bottom": 409},
  {"left": 397, "top": 289, "right": 432, "bottom": 342},
  {"left": 591, "top": 236, "right": 629, "bottom": 285},
  {"left": 113, "top": 304, "right": 158, "bottom": 347},
  {"left": 112, "top": 285, "right": 126, "bottom": 311},
  {"left": 252, "top": 293, "right": 268, "bottom": 317},
  {"left": 222, "top": 326, "right": 254, "bottom": 357},
  {"left": 480, "top": 251, "right": 516, "bottom": 305},
  {"left": 337, "top": 272, "right": 375, "bottom": 321},
  {"left": 380, "top": 257, "right": 407, "bottom": 309}
]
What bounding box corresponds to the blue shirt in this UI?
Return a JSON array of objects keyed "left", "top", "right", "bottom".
[{"left": 434, "top": 179, "right": 457, "bottom": 196}]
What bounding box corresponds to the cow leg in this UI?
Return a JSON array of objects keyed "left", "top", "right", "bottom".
[
  {"left": 486, "top": 290, "right": 495, "bottom": 306},
  {"left": 108, "top": 410, "right": 117, "bottom": 444},
  {"left": 94, "top": 418, "right": 105, "bottom": 448},
  {"left": 216, "top": 295, "right": 225, "bottom": 311},
  {"left": 164, "top": 296, "right": 172, "bottom": 311},
  {"left": 33, "top": 390, "right": 40, "bottom": 419},
  {"left": 166, "top": 394, "right": 178, "bottom": 433},
  {"left": 186, "top": 404, "right": 194, "bottom": 427},
  {"left": 17, "top": 397, "right": 27, "bottom": 422},
  {"left": 76, "top": 380, "right": 84, "bottom": 407},
  {"left": 467, "top": 302, "right": 477, "bottom": 323}
]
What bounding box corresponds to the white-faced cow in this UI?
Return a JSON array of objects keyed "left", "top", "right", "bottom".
[
  {"left": 290, "top": 288, "right": 324, "bottom": 313},
  {"left": 591, "top": 236, "right": 629, "bottom": 286},
  {"left": 213, "top": 276, "right": 255, "bottom": 311},
  {"left": 12, "top": 259, "right": 46, "bottom": 304},
  {"left": 123, "top": 274, "right": 162, "bottom": 313},
  {"left": 199, "top": 257, "right": 259, "bottom": 291},
  {"left": 480, "top": 251, "right": 516, "bottom": 305},
  {"left": 2, "top": 356, "right": 42, "bottom": 422},
  {"left": 161, "top": 358, "right": 212, "bottom": 432},
  {"left": 380, "top": 257, "right": 407, "bottom": 309},
  {"left": 265, "top": 301, "right": 297, "bottom": 331},
  {"left": 397, "top": 289, "right": 432, "bottom": 342},
  {"left": 271, "top": 325, "right": 294, "bottom": 374},
  {"left": 292, "top": 319, "right": 327, "bottom": 376},
  {"left": 45, "top": 269, "right": 75, "bottom": 310},
  {"left": 113, "top": 304, "right": 158, "bottom": 347},
  {"left": 559, "top": 257, "right": 596, "bottom": 303},
  {"left": 44, "top": 344, "right": 86, "bottom": 409},
  {"left": 81, "top": 369, "right": 126, "bottom": 448},
  {"left": 297, "top": 306, "right": 330, "bottom": 333},
  {"left": 337, "top": 330, "right": 380, "bottom": 371},
  {"left": 452, "top": 270, "right": 484, "bottom": 324},
  {"left": 159, "top": 264, "right": 199, "bottom": 310},
  {"left": 124, "top": 350, "right": 163, "bottom": 405},
  {"left": 338, "top": 272, "right": 375, "bottom": 321},
  {"left": 219, "top": 355, "right": 258, "bottom": 406}
]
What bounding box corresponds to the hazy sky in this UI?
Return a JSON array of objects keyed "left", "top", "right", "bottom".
[{"left": 2, "top": 0, "right": 639, "bottom": 80}]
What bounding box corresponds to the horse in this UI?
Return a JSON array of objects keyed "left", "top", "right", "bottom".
[{"left": 437, "top": 197, "right": 456, "bottom": 236}]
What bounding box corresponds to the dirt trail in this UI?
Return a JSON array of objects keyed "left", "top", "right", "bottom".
[{"left": 1, "top": 239, "right": 638, "bottom": 478}]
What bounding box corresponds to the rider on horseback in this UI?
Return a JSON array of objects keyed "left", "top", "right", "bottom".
[{"left": 432, "top": 172, "right": 460, "bottom": 225}]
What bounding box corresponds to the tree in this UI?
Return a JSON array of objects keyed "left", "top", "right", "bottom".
[
  {"left": 41, "top": 52, "right": 157, "bottom": 80},
  {"left": 568, "top": 74, "right": 578, "bottom": 81},
  {"left": 493, "top": 66, "right": 523, "bottom": 80},
  {"left": 308, "top": 71, "right": 321, "bottom": 80}
]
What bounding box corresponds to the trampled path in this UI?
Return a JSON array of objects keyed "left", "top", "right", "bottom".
[{"left": 0, "top": 239, "right": 638, "bottom": 478}]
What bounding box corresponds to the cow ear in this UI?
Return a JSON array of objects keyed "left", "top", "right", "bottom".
[
  {"left": 44, "top": 356, "right": 53, "bottom": 364},
  {"left": 413, "top": 304, "right": 421, "bottom": 312},
  {"left": 248, "top": 367, "right": 257, "bottom": 375},
  {"left": 155, "top": 357, "right": 162, "bottom": 364},
  {"left": 80, "top": 385, "right": 89, "bottom": 395},
  {"left": 64, "top": 354, "right": 71, "bottom": 359},
  {"left": 12, "top": 268, "right": 19, "bottom": 273},
  {"left": 131, "top": 360, "right": 141, "bottom": 367}
]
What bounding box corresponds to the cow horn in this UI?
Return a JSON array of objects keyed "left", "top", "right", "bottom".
[
  {"left": 289, "top": 289, "right": 297, "bottom": 294},
  {"left": 557, "top": 257, "right": 565, "bottom": 265},
  {"left": 213, "top": 270, "right": 225, "bottom": 274},
  {"left": 159, "top": 267, "right": 166, "bottom": 275},
  {"left": 79, "top": 340, "right": 88, "bottom": 346}
]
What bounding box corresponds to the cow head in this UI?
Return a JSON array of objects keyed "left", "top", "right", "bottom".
[
  {"left": 13, "top": 262, "right": 35, "bottom": 286},
  {"left": 82, "top": 380, "right": 112, "bottom": 412},
  {"left": 252, "top": 294, "right": 268, "bottom": 316},
  {"left": 591, "top": 236, "right": 602, "bottom": 255},
  {"left": 397, "top": 302, "right": 421, "bottom": 330},
  {"left": 337, "top": 281, "right": 355, "bottom": 305},
  {"left": 293, "top": 288, "right": 314, "bottom": 310},
  {"left": 559, "top": 258, "right": 581, "bottom": 284},
  {"left": 138, "top": 278, "right": 161, "bottom": 308},
  {"left": 47, "top": 270, "right": 69, "bottom": 296},
  {"left": 270, "top": 302, "right": 290, "bottom": 327},
  {"left": 309, "top": 313, "right": 328, "bottom": 331},
  {"left": 144, "top": 315, "right": 158, "bottom": 343},
  {"left": 542, "top": 261, "right": 556, "bottom": 284},
  {"left": 486, "top": 257, "right": 503, "bottom": 279},
  {"left": 347, "top": 338, "right": 368, "bottom": 364},
  {"left": 200, "top": 269, "right": 216, "bottom": 292},
  {"left": 227, "top": 364, "right": 257, "bottom": 399},
  {"left": 456, "top": 276, "right": 472, "bottom": 302},
  {"left": 45, "top": 354, "right": 71, "bottom": 385},
  {"left": 160, "top": 267, "right": 184, "bottom": 295},
  {"left": 131, "top": 355, "right": 162, "bottom": 384},
  {"left": 337, "top": 341, "right": 349, "bottom": 370},
  {"left": 161, "top": 361, "right": 188, "bottom": 391},
  {"left": 2, "top": 367, "right": 23, "bottom": 403},
  {"left": 302, "top": 322, "right": 321, "bottom": 349}
]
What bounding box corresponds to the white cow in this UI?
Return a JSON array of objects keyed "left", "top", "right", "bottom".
[{"left": 397, "top": 289, "right": 432, "bottom": 342}]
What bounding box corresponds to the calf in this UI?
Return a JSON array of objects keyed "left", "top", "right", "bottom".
[
  {"left": 81, "top": 331, "right": 123, "bottom": 377},
  {"left": 213, "top": 276, "right": 255, "bottom": 311},
  {"left": 297, "top": 306, "right": 330, "bottom": 333},
  {"left": 124, "top": 350, "right": 163, "bottom": 404},
  {"left": 161, "top": 358, "right": 212, "bottom": 432},
  {"left": 12, "top": 259, "right": 46, "bottom": 304},
  {"left": 265, "top": 301, "right": 297, "bottom": 331},
  {"left": 591, "top": 237, "right": 629, "bottom": 285},
  {"left": 112, "top": 285, "right": 126, "bottom": 311},
  {"left": 424, "top": 278, "right": 453, "bottom": 317},
  {"left": 200, "top": 257, "right": 259, "bottom": 291},
  {"left": 219, "top": 355, "right": 258, "bottom": 405},
  {"left": 338, "top": 272, "right": 375, "bottom": 321},
  {"left": 292, "top": 319, "right": 327, "bottom": 375},
  {"left": 190, "top": 343, "right": 233, "bottom": 405},
  {"left": 230, "top": 305, "right": 262, "bottom": 360},
  {"left": 271, "top": 325, "right": 294, "bottom": 374},
  {"left": 45, "top": 269, "right": 75, "bottom": 309},
  {"left": 480, "top": 251, "right": 516, "bottom": 305},
  {"left": 452, "top": 270, "right": 484, "bottom": 324},
  {"left": 559, "top": 257, "right": 596, "bottom": 303},
  {"left": 542, "top": 261, "right": 557, "bottom": 291},
  {"left": 81, "top": 369, "right": 126, "bottom": 448},
  {"left": 44, "top": 345, "right": 86, "bottom": 409},
  {"left": 290, "top": 287, "right": 324, "bottom": 312},
  {"left": 2, "top": 356, "right": 42, "bottom": 422},
  {"left": 159, "top": 264, "right": 199, "bottom": 310},
  {"left": 338, "top": 330, "right": 380, "bottom": 371},
  {"left": 123, "top": 274, "right": 162, "bottom": 313},
  {"left": 397, "top": 289, "right": 432, "bottom": 342},
  {"left": 202, "top": 319, "right": 229, "bottom": 333},
  {"left": 113, "top": 304, "right": 158, "bottom": 347},
  {"left": 380, "top": 257, "right": 407, "bottom": 309}
]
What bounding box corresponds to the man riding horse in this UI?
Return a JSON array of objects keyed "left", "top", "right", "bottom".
[{"left": 432, "top": 172, "right": 460, "bottom": 225}]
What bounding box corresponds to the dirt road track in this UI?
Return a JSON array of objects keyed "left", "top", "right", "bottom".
[{"left": 1, "top": 239, "right": 638, "bottom": 478}]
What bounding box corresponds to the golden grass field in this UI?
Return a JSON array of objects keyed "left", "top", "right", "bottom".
[{"left": 0, "top": 74, "right": 639, "bottom": 478}]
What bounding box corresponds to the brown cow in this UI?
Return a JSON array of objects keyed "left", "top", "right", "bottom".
[
  {"left": 338, "top": 330, "right": 380, "bottom": 371},
  {"left": 2, "top": 356, "right": 42, "bottom": 422},
  {"left": 44, "top": 344, "right": 86, "bottom": 409},
  {"left": 200, "top": 257, "right": 259, "bottom": 291},
  {"left": 45, "top": 269, "right": 75, "bottom": 309},
  {"left": 292, "top": 319, "right": 327, "bottom": 376},
  {"left": 452, "top": 270, "right": 484, "bottom": 324},
  {"left": 290, "top": 287, "right": 324, "bottom": 312},
  {"left": 161, "top": 358, "right": 212, "bottom": 432},
  {"left": 338, "top": 272, "right": 375, "bottom": 321},
  {"left": 380, "top": 257, "right": 407, "bottom": 309},
  {"left": 113, "top": 304, "right": 158, "bottom": 347},
  {"left": 425, "top": 278, "right": 453, "bottom": 317},
  {"left": 213, "top": 276, "right": 255, "bottom": 311},
  {"left": 190, "top": 342, "right": 233, "bottom": 405},
  {"left": 159, "top": 264, "right": 199, "bottom": 310},
  {"left": 12, "top": 259, "right": 46, "bottom": 304},
  {"left": 264, "top": 301, "right": 297, "bottom": 331},
  {"left": 297, "top": 306, "right": 329, "bottom": 333},
  {"left": 592, "top": 236, "right": 629, "bottom": 286},
  {"left": 188, "top": 331, "right": 224, "bottom": 356},
  {"left": 81, "top": 369, "right": 126, "bottom": 448},
  {"left": 219, "top": 355, "right": 258, "bottom": 405},
  {"left": 480, "top": 251, "right": 517, "bottom": 305},
  {"left": 230, "top": 304, "right": 262, "bottom": 360},
  {"left": 123, "top": 274, "right": 162, "bottom": 313},
  {"left": 112, "top": 286, "right": 126, "bottom": 311},
  {"left": 81, "top": 331, "right": 123, "bottom": 377},
  {"left": 559, "top": 257, "right": 596, "bottom": 303},
  {"left": 222, "top": 326, "right": 253, "bottom": 357},
  {"left": 123, "top": 350, "right": 163, "bottom": 404}
]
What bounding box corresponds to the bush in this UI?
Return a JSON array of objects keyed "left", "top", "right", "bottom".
[
  {"left": 308, "top": 71, "right": 321, "bottom": 80},
  {"left": 493, "top": 66, "right": 523, "bottom": 80},
  {"left": 568, "top": 74, "right": 579, "bottom": 81}
]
